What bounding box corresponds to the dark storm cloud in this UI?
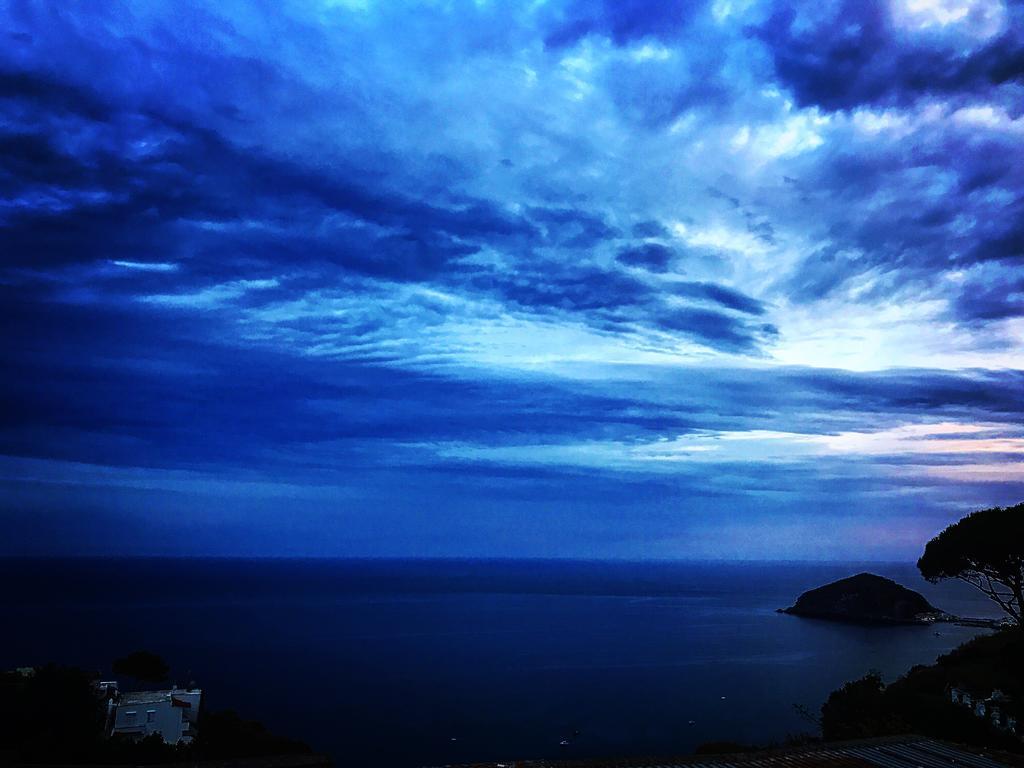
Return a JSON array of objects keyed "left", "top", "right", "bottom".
[
  {"left": 3, "top": 270, "right": 1020, "bottom": 478},
  {"left": 0, "top": 68, "right": 113, "bottom": 121},
  {"left": 490, "top": 264, "right": 654, "bottom": 312},
  {"left": 1, "top": 0, "right": 1022, "bottom": 558},
  {"left": 0, "top": 131, "right": 99, "bottom": 189},
  {"left": 631, "top": 220, "right": 670, "bottom": 238},
  {"left": 656, "top": 309, "right": 777, "bottom": 352},
  {"left": 543, "top": 0, "right": 702, "bottom": 48},
  {"left": 527, "top": 206, "right": 620, "bottom": 247},
  {"left": 779, "top": 118, "right": 1024, "bottom": 324},
  {"left": 0, "top": 68, "right": 535, "bottom": 287},
  {"left": 754, "top": 0, "right": 1024, "bottom": 111},
  {"left": 779, "top": 367, "right": 1024, "bottom": 418},
  {"left": 616, "top": 243, "right": 675, "bottom": 271},
  {"left": 0, "top": 62, "right": 768, "bottom": 353},
  {"left": 782, "top": 246, "right": 861, "bottom": 303},
  {"left": 953, "top": 272, "right": 1024, "bottom": 322},
  {"left": 1, "top": 281, "right": 716, "bottom": 472},
  {"left": 0, "top": 10, "right": 776, "bottom": 364},
  {"left": 464, "top": 259, "right": 774, "bottom": 351},
  {"left": 672, "top": 282, "right": 766, "bottom": 315}
]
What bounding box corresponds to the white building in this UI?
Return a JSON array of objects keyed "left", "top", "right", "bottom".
[
  {"left": 110, "top": 688, "right": 202, "bottom": 744},
  {"left": 950, "top": 685, "right": 1019, "bottom": 737}
]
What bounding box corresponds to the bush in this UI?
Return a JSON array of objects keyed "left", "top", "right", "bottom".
[
  {"left": 112, "top": 651, "right": 170, "bottom": 684},
  {"left": 0, "top": 665, "right": 106, "bottom": 762},
  {"left": 820, "top": 673, "right": 906, "bottom": 741}
]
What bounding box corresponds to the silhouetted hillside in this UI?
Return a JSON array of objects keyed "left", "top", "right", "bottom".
[{"left": 782, "top": 573, "right": 939, "bottom": 624}]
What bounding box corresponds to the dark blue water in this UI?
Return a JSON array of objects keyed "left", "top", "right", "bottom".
[{"left": 0, "top": 559, "right": 999, "bottom": 767}]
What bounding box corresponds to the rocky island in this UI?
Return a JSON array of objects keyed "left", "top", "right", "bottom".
[{"left": 779, "top": 572, "right": 944, "bottom": 624}]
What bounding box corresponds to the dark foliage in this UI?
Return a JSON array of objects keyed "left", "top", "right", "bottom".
[
  {"left": 193, "top": 709, "right": 313, "bottom": 759},
  {"left": 0, "top": 665, "right": 106, "bottom": 762},
  {"left": 918, "top": 503, "right": 1024, "bottom": 626},
  {"left": 917, "top": 630, "right": 1024, "bottom": 700},
  {"left": 820, "top": 630, "right": 1024, "bottom": 753},
  {"left": 0, "top": 660, "right": 314, "bottom": 764},
  {"left": 694, "top": 740, "right": 756, "bottom": 754},
  {"left": 112, "top": 650, "right": 171, "bottom": 683},
  {"left": 820, "top": 673, "right": 906, "bottom": 741},
  {"left": 98, "top": 733, "right": 183, "bottom": 764}
]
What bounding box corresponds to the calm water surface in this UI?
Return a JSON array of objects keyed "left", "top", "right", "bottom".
[{"left": 0, "top": 559, "right": 999, "bottom": 767}]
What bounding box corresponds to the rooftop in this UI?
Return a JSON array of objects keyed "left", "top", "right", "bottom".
[
  {"left": 119, "top": 688, "right": 201, "bottom": 706},
  {"left": 432, "top": 736, "right": 1024, "bottom": 768},
  {"left": 3, "top": 755, "right": 331, "bottom": 768}
]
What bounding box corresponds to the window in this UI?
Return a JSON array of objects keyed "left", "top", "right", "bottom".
[
  {"left": 125, "top": 711, "right": 137, "bottom": 724},
  {"left": 146, "top": 710, "right": 156, "bottom": 723}
]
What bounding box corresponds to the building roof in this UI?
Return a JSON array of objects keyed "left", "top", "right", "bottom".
[
  {"left": 119, "top": 688, "right": 201, "bottom": 706},
  {"left": 431, "top": 736, "right": 1023, "bottom": 768},
  {"left": 3, "top": 755, "right": 332, "bottom": 768}
]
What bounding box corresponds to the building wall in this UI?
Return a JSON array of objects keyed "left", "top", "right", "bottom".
[{"left": 111, "top": 689, "right": 201, "bottom": 744}]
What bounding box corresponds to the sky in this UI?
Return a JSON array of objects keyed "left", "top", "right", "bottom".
[{"left": 1, "top": 0, "right": 1022, "bottom": 560}]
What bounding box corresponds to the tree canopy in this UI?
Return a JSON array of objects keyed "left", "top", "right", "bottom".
[
  {"left": 0, "top": 665, "right": 106, "bottom": 762},
  {"left": 917, "top": 502, "right": 1023, "bottom": 626},
  {"left": 112, "top": 650, "right": 170, "bottom": 683},
  {"left": 820, "top": 673, "right": 905, "bottom": 742}
]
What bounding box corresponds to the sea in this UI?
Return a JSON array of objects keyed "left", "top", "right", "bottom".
[{"left": 0, "top": 558, "right": 1003, "bottom": 767}]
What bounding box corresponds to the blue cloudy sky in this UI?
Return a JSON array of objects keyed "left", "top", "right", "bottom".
[{"left": 2, "top": 0, "right": 1023, "bottom": 559}]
